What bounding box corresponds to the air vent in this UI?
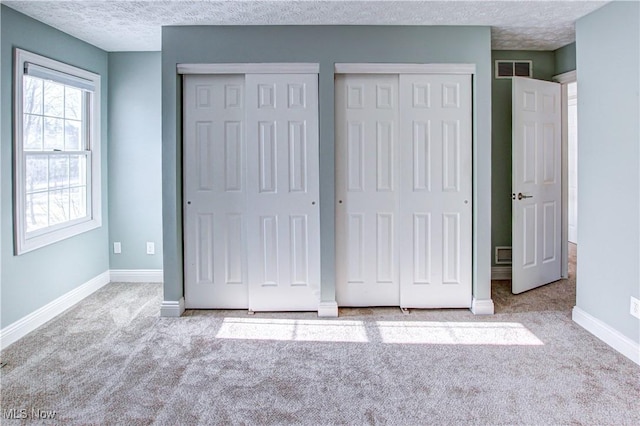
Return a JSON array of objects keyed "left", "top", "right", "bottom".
[
  {"left": 495, "top": 60, "right": 532, "bottom": 79},
  {"left": 495, "top": 246, "right": 513, "bottom": 264}
]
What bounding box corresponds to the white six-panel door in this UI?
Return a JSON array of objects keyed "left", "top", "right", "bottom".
[
  {"left": 184, "top": 75, "right": 248, "bottom": 308},
  {"left": 184, "top": 73, "right": 320, "bottom": 311},
  {"left": 512, "top": 77, "right": 562, "bottom": 294},
  {"left": 336, "top": 73, "right": 472, "bottom": 308},
  {"left": 335, "top": 75, "right": 400, "bottom": 306},
  {"left": 399, "top": 74, "right": 472, "bottom": 308},
  {"left": 245, "top": 74, "right": 321, "bottom": 311}
]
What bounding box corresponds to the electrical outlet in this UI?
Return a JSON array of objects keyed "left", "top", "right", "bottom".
[
  {"left": 631, "top": 296, "right": 640, "bottom": 320},
  {"left": 146, "top": 242, "right": 155, "bottom": 255},
  {"left": 113, "top": 242, "right": 121, "bottom": 254}
]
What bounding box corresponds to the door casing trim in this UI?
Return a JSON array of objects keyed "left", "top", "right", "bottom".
[
  {"left": 177, "top": 63, "right": 320, "bottom": 75},
  {"left": 334, "top": 63, "right": 476, "bottom": 75}
]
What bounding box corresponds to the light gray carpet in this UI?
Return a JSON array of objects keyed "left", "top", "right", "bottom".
[{"left": 2, "top": 259, "right": 639, "bottom": 424}]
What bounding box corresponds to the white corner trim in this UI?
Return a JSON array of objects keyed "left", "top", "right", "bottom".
[
  {"left": 178, "top": 63, "right": 319, "bottom": 75},
  {"left": 334, "top": 63, "right": 476, "bottom": 75},
  {"left": 318, "top": 301, "right": 339, "bottom": 317},
  {"left": 161, "top": 298, "right": 185, "bottom": 317},
  {"left": 553, "top": 70, "right": 577, "bottom": 84},
  {"left": 110, "top": 269, "right": 163, "bottom": 283},
  {"left": 471, "top": 298, "right": 495, "bottom": 315},
  {"left": 492, "top": 266, "right": 512, "bottom": 280},
  {"left": 0, "top": 271, "right": 110, "bottom": 350},
  {"left": 572, "top": 307, "right": 640, "bottom": 366}
]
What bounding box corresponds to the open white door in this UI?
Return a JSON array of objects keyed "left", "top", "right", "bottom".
[{"left": 512, "top": 77, "right": 562, "bottom": 294}]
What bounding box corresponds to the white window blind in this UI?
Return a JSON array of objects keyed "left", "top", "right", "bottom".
[{"left": 24, "top": 62, "right": 96, "bottom": 92}]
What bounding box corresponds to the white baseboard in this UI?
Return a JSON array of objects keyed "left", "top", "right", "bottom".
[
  {"left": 110, "top": 269, "right": 163, "bottom": 283},
  {"left": 572, "top": 306, "right": 640, "bottom": 366},
  {"left": 492, "top": 266, "right": 512, "bottom": 280},
  {"left": 471, "top": 298, "right": 495, "bottom": 315},
  {"left": 161, "top": 298, "right": 185, "bottom": 317},
  {"left": 0, "top": 271, "right": 111, "bottom": 350},
  {"left": 318, "top": 301, "right": 339, "bottom": 317}
]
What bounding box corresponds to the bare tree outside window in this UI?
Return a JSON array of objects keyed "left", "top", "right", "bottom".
[{"left": 22, "top": 74, "right": 88, "bottom": 233}]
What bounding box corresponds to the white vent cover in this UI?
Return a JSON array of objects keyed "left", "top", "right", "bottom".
[
  {"left": 495, "top": 60, "right": 532, "bottom": 79},
  {"left": 495, "top": 246, "right": 513, "bottom": 264}
]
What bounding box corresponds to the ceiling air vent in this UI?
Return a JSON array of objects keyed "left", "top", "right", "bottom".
[{"left": 495, "top": 60, "right": 532, "bottom": 79}]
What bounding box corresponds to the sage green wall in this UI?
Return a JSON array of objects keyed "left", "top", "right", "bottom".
[
  {"left": 162, "top": 25, "right": 493, "bottom": 306},
  {"left": 575, "top": 1, "right": 639, "bottom": 344},
  {"left": 554, "top": 42, "right": 577, "bottom": 75},
  {"left": 491, "top": 50, "right": 556, "bottom": 266},
  {"left": 0, "top": 5, "right": 109, "bottom": 328},
  {"left": 108, "top": 52, "right": 163, "bottom": 270}
]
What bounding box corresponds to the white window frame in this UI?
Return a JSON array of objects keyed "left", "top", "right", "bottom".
[{"left": 13, "top": 48, "right": 102, "bottom": 254}]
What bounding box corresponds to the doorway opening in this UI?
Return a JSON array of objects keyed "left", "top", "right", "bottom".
[
  {"left": 494, "top": 72, "right": 578, "bottom": 313},
  {"left": 558, "top": 73, "right": 578, "bottom": 312}
]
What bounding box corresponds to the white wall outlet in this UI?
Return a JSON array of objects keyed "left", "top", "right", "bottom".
[
  {"left": 146, "top": 242, "right": 155, "bottom": 255},
  {"left": 631, "top": 296, "right": 640, "bottom": 320},
  {"left": 113, "top": 242, "right": 121, "bottom": 254}
]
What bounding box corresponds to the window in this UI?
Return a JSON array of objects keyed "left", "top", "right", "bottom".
[
  {"left": 495, "top": 60, "right": 533, "bottom": 79},
  {"left": 14, "top": 49, "right": 101, "bottom": 254}
]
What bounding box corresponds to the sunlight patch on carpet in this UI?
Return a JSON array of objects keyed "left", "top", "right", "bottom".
[
  {"left": 215, "top": 318, "right": 369, "bottom": 342},
  {"left": 214, "top": 318, "right": 544, "bottom": 346},
  {"left": 376, "top": 321, "right": 544, "bottom": 345}
]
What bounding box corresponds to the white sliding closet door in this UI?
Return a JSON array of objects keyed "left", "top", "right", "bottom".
[
  {"left": 184, "top": 72, "right": 320, "bottom": 311},
  {"left": 336, "top": 72, "right": 472, "bottom": 308},
  {"left": 184, "top": 75, "right": 248, "bottom": 309},
  {"left": 335, "top": 75, "right": 400, "bottom": 306},
  {"left": 399, "top": 74, "right": 472, "bottom": 308},
  {"left": 245, "top": 74, "right": 321, "bottom": 311}
]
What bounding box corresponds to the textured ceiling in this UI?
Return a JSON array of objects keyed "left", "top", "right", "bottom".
[{"left": 2, "top": 1, "right": 609, "bottom": 52}]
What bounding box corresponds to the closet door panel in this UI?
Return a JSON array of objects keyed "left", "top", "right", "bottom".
[
  {"left": 336, "top": 74, "right": 400, "bottom": 306},
  {"left": 246, "top": 73, "right": 321, "bottom": 311},
  {"left": 399, "top": 74, "right": 472, "bottom": 308},
  {"left": 184, "top": 75, "right": 248, "bottom": 309}
]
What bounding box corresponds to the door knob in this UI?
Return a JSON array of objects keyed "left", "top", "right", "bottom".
[{"left": 517, "top": 192, "right": 533, "bottom": 200}]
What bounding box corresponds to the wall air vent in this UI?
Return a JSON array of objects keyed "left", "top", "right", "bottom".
[
  {"left": 495, "top": 246, "right": 513, "bottom": 264},
  {"left": 495, "top": 60, "right": 532, "bottom": 79}
]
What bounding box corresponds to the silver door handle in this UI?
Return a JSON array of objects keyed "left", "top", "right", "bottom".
[{"left": 517, "top": 192, "right": 533, "bottom": 200}]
